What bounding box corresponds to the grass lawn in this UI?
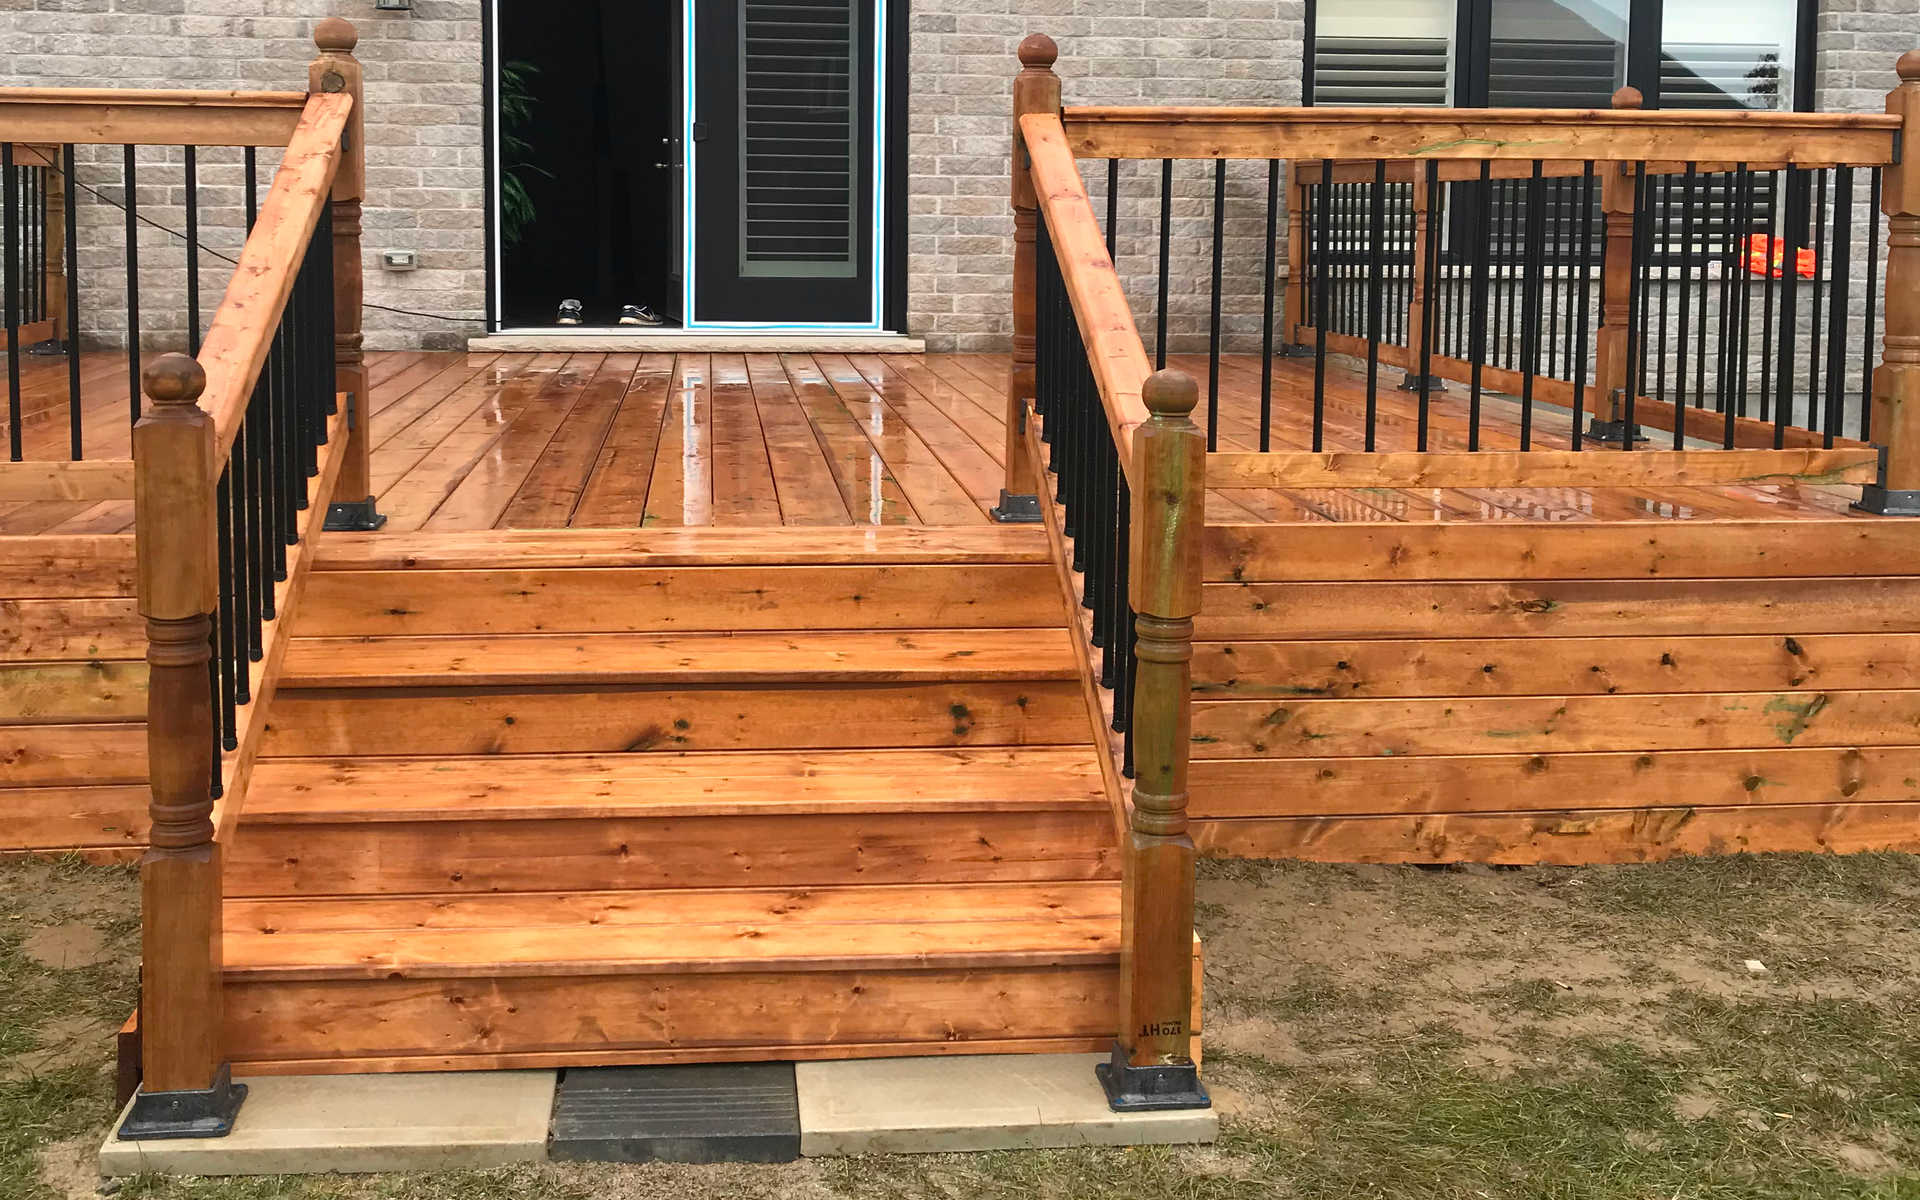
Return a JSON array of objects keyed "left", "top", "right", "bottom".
[{"left": 4, "top": 850, "right": 1917, "bottom": 1199}]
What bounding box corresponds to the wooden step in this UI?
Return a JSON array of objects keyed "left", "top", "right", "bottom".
[
  {"left": 243, "top": 747, "right": 1108, "bottom": 822},
  {"left": 219, "top": 881, "right": 1119, "bottom": 1073},
  {"left": 311, "top": 526, "right": 1054, "bottom": 570},
  {"left": 296, "top": 563, "right": 1066, "bottom": 636},
  {"left": 226, "top": 749, "right": 1120, "bottom": 896},
  {"left": 279, "top": 629, "right": 1080, "bottom": 688}
]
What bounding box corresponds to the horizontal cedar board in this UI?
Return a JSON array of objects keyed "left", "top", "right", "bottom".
[
  {"left": 0, "top": 461, "right": 134, "bottom": 503},
  {"left": 1193, "top": 801, "right": 1920, "bottom": 865},
  {"left": 1190, "top": 747, "right": 1920, "bottom": 818},
  {"left": 226, "top": 881, "right": 1121, "bottom": 936},
  {"left": 0, "top": 600, "right": 142, "bottom": 664},
  {"left": 1291, "top": 158, "right": 1821, "bottom": 184},
  {"left": 1197, "top": 577, "right": 1920, "bottom": 639},
  {"left": 223, "top": 914, "right": 1119, "bottom": 981},
  {"left": 227, "top": 809, "right": 1117, "bottom": 895},
  {"left": 259, "top": 681, "right": 1090, "bottom": 757},
  {"left": 0, "top": 88, "right": 307, "bottom": 145},
  {"left": 296, "top": 565, "right": 1065, "bottom": 635},
  {"left": 1192, "top": 634, "right": 1920, "bottom": 698},
  {"left": 311, "top": 526, "right": 1054, "bottom": 569},
  {"left": 279, "top": 629, "right": 1081, "bottom": 688},
  {"left": 0, "top": 535, "right": 135, "bottom": 597},
  {"left": 1062, "top": 106, "right": 1900, "bottom": 165},
  {"left": 0, "top": 784, "right": 148, "bottom": 850},
  {"left": 1204, "top": 448, "right": 1879, "bottom": 490},
  {"left": 0, "top": 660, "right": 146, "bottom": 722},
  {"left": 0, "top": 722, "right": 145, "bottom": 786},
  {"left": 233, "top": 1037, "right": 1116, "bottom": 1077},
  {"left": 223, "top": 965, "right": 1118, "bottom": 1063},
  {"left": 1191, "top": 690, "right": 1920, "bottom": 758},
  {"left": 1202, "top": 521, "right": 1920, "bottom": 582},
  {"left": 245, "top": 748, "right": 1107, "bottom": 822}
]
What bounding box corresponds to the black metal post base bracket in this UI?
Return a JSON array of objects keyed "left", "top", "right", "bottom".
[
  {"left": 990, "top": 490, "right": 1043, "bottom": 523},
  {"left": 1275, "top": 343, "right": 1316, "bottom": 359},
  {"left": 1095, "top": 1040, "right": 1212, "bottom": 1113},
  {"left": 117, "top": 1063, "right": 248, "bottom": 1141},
  {"left": 1585, "top": 419, "right": 1647, "bottom": 446},
  {"left": 323, "top": 496, "right": 388, "bottom": 532},
  {"left": 1399, "top": 372, "right": 1448, "bottom": 392},
  {"left": 1855, "top": 484, "right": 1920, "bottom": 517}
]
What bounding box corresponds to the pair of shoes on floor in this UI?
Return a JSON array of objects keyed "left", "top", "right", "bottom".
[{"left": 554, "top": 299, "right": 665, "bottom": 327}]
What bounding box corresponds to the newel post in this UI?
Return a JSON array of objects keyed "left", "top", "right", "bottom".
[
  {"left": 1590, "top": 85, "right": 1645, "bottom": 445},
  {"left": 994, "top": 33, "right": 1061, "bottom": 524},
  {"left": 1401, "top": 163, "right": 1443, "bottom": 391},
  {"left": 313, "top": 18, "right": 385, "bottom": 531},
  {"left": 1859, "top": 50, "right": 1920, "bottom": 515},
  {"left": 1098, "top": 368, "right": 1209, "bottom": 1113},
  {"left": 1281, "top": 164, "right": 1311, "bottom": 354},
  {"left": 119, "top": 354, "right": 246, "bottom": 1141},
  {"left": 43, "top": 149, "right": 69, "bottom": 347}
]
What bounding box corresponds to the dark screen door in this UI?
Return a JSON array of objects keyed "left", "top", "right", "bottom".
[{"left": 691, "top": 0, "right": 877, "bottom": 323}]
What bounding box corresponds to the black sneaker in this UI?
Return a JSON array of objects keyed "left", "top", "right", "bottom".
[
  {"left": 619, "top": 304, "right": 665, "bottom": 327},
  {"left": 556, "top": 298, "right": 584, "bottom": 326}
]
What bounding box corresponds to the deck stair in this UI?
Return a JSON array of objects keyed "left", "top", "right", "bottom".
[{"left": 218, "top": 525, "right": 1124, "bottom": 1074}]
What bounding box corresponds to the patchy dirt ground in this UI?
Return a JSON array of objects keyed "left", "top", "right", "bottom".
[{"left": 3, "top": 851, "right": 1916, "bottom": 1199}]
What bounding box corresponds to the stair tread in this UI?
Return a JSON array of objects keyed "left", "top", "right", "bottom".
[
  {"left": 281, "top": 629, "right": 1081, "bottom": 687},
  {"left": 312, "top": 526, "right": 1052, "bottom": 571},
  {"left": 223, "top": 882, "right": 1121, "bottom": 981},
  {"left": 243, "top": 747, "right": 1113, "bottom": 822}
]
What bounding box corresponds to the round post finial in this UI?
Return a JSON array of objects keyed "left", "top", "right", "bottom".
[
  {"left": 1142, "top": 369, "right": 1198, "bottom": 419},
  {"left": 314, "top": 17, "right": 358, "bottom": 54},
  {"left": 1611, "top": 85, "right": 1644, "bottom": 110},
  {"left": 1899, "top": 50, "right": 1920, "bottom": 83},
  {"left": 143, "top": 353, "right": 206, "bottom": 407},
  {"left": 1018, "top": 34, "right": 1058, "bottom": 70}
]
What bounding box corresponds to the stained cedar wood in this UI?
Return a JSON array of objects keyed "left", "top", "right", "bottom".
[
  {"left": 1060, "top": 104, "right": 1901, "bottom": 166},
  {"left": 336, "top": 350, "right": 1873, "bottom": 529}
]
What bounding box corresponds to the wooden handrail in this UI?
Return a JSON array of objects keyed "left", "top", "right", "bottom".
[
  {"left": 0, "top": 88, "right": 309, "bottom": 146},
  {"left": 1064, "top": 104, "right": 1902, "bottom": 166},
  {"left": 200, "top": 91, "right": 350, "bottom": 470},
  {"left": 1022, "top": 110, "right": 1154, "bottom": 479}
]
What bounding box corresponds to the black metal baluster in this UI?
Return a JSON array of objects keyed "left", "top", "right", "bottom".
[
  {"left": 1773, "top": 168, "right": 1800, "bottom": 448},
  {"left": 62, "top": 145, "right": 82, "bottom": 460},
  {"left": 1259, "top": 159, "right": 1278, "bottom": 452},
  {"left": 1105, "top": 158, "right": 1118, "bottom": 261},
  {"left": 1156, "top": 158, "right": 1171, "bottom": 369},
  {"left": 1206, "top": 158, "right": 1224, "bottom": 451},
  {"left": 1519, "top": 161, "right": 1545, "bottom": 450},
  {"left": 1731, "top": 166, "right": 1756, "bottom": 441},
  {"left": 1312, "top": 162, "right": 1332, "bottom": 451},
  {"left": 124, "top": 145, "right": 140, "bottom": 426},
  {"left": 1824, "top": 165, "right": 1853, "bottom": 449},
  {"left": 1546, "top": 175, "right": 1563, "bottom": 381},
  {"left": 1654, "top": 175, "right": 1671, "bottom": 427},
  {"left": 1467, "top": 161, "right": 1492, "bottom": 451},
  {"left": 185, "top": 146, "right": 201, "bottom": 355},
  {"left": 1365, "top": 159, "right": 1386, "bottom": 451},
  {"left": 1416, "top": 160, "right": 1441, "bottom": 452},
  {"left": 3, "top": 144, "right": 19, "bottom": 462},
  {"left": 1674, "top": 165, "right": 1697, "bottom": 450}
]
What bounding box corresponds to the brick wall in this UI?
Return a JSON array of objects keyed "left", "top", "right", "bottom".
[{"left": 0, "top": 2, "right": 485, "bottom": 352}]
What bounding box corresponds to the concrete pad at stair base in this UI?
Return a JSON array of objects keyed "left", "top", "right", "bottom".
[
  {"left": 98, "top": 1070, "right": 556, "bottom": 1176},
  {"left": 794, "top": 1053, "right": 1218, "bottom": 1155}
]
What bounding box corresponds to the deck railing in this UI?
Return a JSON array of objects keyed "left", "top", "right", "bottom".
[
  {"left": 1003, "top": 38, "right": 1920, "bottom": 1110},
  {"left": 16, "top": 19, "right": 383, "bottom": 1141}
]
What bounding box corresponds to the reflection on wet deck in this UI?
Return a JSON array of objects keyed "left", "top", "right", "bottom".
[{"left": 0, "top": 348, "right": 1851, "bottom": 535}]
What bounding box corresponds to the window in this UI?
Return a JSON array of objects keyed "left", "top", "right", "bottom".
[{"left": 1306, "top": 0, "right": 1812, "bottom": 113}]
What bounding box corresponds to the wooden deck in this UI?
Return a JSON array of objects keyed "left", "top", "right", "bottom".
[{"left": 2, "top": 348, "right": 1871, "bottom": 534}]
